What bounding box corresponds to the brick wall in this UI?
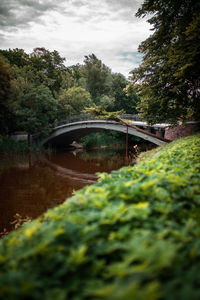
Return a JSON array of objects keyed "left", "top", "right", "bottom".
[{"left": 164, "top": 122, "right": 199, "bottom": 141}]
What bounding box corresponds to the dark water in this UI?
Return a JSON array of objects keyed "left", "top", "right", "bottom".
[{"left": 0, "top": 148, "right": 128, "bottom": 232}]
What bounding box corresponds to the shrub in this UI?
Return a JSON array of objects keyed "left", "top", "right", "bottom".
[
  {"left": 0, "top": 136, "right": 28, "bottom": 153},
  {"left": 0, "top": 134, "right": 200, "bottom": 299}
]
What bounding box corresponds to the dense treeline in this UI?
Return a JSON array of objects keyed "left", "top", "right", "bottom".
[
  {"left": 0, "top": 48, "right": 139, "bottom": 137},
  {"left": 1, "top": 0, "right": 199, "bottom": 139}
]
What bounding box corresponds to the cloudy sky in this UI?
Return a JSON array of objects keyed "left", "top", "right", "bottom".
[{"left": 0, "top": 0, "right": 151, "bottom": 77}]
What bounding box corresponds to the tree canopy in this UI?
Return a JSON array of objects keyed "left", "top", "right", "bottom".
[
  {"left": 14, "top": 84, "right": 57, "bottom": 136},
  {"left": 0, "top": 56, "right": 13, "bottom": 133},
  {"left": 0, "top": 48, "right": 139, "bottom": 136},
  {"left": 58, "top": 86, "right": 92, "bottom": 117},
  {"left": 130, "top": 0, "right": 200, "bottom": 124},
  {"left": 82, "top": 54, "right": 113, "bottom": 104}
]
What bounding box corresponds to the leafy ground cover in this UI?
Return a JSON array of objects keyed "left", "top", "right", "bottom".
[{"left": 0, "top": 134, "right": 200, "bottom": 300}]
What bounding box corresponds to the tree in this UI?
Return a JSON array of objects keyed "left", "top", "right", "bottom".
[
  {"left": 0, "top": 55, "right": 13, "bottom": 133},
  {"left": 14, "top": 84, "right": 58, "bottom": 139},
  {"left": 98, "top": 95, "right": 115, "bottom": 111},
  {"left": 60, "top": 64, "right": 87, "bottom": 91},
  {"left": 58, "top": 86, "right": 93, "bottom": 118},
  {"left": 10, "top": 64, "right": 55, "bottom": 95},
  {"left": 0, "top": 48, "right": 66, "bottom": 96},
  {"left": 0, "top": 48, "right": 29, "bottom": 68},
  {"left": 29, "top": 47, "right": 66, "bottom": 95},
  {"left": 83, "top": 54, "right": 113, "bottom": 104},
  {"left": 130, "top": 0, "right": 200, "bottom": 124},
  {"left": 112, "top": 73, "right": 139, "bottom": 113}
]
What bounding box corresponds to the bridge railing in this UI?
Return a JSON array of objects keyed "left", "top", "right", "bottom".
[{"left": 54, "top": 114, "right": 143, "bottom": 127}]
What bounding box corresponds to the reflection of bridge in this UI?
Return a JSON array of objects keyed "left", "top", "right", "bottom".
[
  {"left": 44, "top": 158, "right": 97, "bottom": 184},
  {"left": 41, "top": 115, "right": 170, "bottom": 147}
]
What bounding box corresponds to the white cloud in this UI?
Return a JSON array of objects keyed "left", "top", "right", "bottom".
[{"left": 0, "top": 0, "right": 151, "bottom": 77}]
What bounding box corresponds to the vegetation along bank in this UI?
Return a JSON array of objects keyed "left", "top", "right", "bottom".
[{"left": 0, "top": 134, "right": 200, "bottom": 299}]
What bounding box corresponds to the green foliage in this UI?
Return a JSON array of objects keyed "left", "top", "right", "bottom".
[
  {"left": 80, "top": 131, "right": 127, "bottom": 148},
  {"left": 29, "top": 47, "right": 66, "bottom": 95},
  {"left": 1, "top": 47, "right": 66, "bottom": 96},
  {"left": 0, "top": 136, "right": 28, "bottom": 153},
  {"left": 0, "top": 48, "right": 140, "bottom": 137},
  {"left": 58, "top": 86, "right": 93, "bottom": 117},
  {"left": 82, "top": 54, "right": 112, "bottom": 104},
  {"left": 130, "top": 0, "right": 200, "bottom": 124},
  {"left": 14, "top": 84, "right": 58, "bottom": 136},
  {"left": 0, "top": 55, "right": 13, "bottom": 134},
  {"left": 64, "top": 64, "right": 87, "bottom": 89},
  {"left": 112, "top": 74, "right": 139, "bottom": 114},
  {"left": 99, "top": 95, "right": 115, "bottom": 111},
  {"left": 0, "top": 135, "right": 200, "bottom": 299},
  {"left": 82, "top": 55, "right": 139, "bottom": 113},
  {"left": 83, "top": 105, "right": 124, "bottom": 120},
  {"left": 0, "top": 48, "right": 29, "bottom": 68}
]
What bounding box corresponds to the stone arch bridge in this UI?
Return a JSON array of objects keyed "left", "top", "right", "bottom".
[{"left": 41, "top": 115, "right": 169, "bottom": 147}]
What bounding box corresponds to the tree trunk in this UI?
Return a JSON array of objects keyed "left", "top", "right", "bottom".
[{"left": 28, "top": 133, "right": 31, "bottom": 152}]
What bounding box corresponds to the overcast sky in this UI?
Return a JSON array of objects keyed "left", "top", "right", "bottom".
[{"left": 0, "top": 0, "right": 151, "bottom": 77}]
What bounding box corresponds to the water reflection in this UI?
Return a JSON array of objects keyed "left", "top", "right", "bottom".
[
  {"left": 48, "top": 148, "right": 127, "bottom": 174},
  {"left": 0, "top": 148, "right": 127, "bottom": 232}
]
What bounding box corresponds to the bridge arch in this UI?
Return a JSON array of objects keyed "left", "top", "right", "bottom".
[{"left": 41, "top": 120, "right": 165, "bottom": 147}]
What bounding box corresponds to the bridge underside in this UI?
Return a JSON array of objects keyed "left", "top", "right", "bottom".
[
  {"left": 42, "top": 120, "right": 165, "bottom": 147},
  {"left": 45, "top": 128, "right": 106, "bottom": 147}
]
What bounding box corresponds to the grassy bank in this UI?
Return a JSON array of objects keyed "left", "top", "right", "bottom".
[{"left": 0, "top": 134, "right": 200, "bottom": 299}]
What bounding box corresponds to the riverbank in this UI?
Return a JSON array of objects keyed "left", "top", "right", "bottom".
[
  {"left": 0, "top": 134, "right": 200, "bottom": 299},
  {"left": 0, "top": 135, "right": 55, "bottom": 155},
  {"left": 0, "top": 136, "right": 29, "bottom": 153}
]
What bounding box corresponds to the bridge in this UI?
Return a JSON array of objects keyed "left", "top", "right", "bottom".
[{"left": 41, "top": 114, "right": 170, "bottom": 147}]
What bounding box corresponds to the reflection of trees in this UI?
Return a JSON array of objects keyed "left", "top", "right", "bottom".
[
  {"left": 78, "top": 148, "right": 123, "bottom": 160},
  {"left": 77, "top": 148, "right": 126, "bottom": 170},
  {"left": 48, "top": 150, "right": 126, "bottom": 174},
  {"left": 0, "top": 148, "right": 127, "bottom": 233},
  {"left": 0, "top": 155, "right": 85, "bottom": 232}
]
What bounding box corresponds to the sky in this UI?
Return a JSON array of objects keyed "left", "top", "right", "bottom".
[{"left": 0, "top": 0, "right": 151, "bottom": 77}]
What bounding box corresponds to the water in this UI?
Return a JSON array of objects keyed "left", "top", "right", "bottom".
[{"left": 0, "top": 148, "right": 128, "bottom": 233}]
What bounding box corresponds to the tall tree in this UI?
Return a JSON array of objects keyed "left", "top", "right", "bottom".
[
  {"left": 83, "top": 54, "right": 112, "bottom": 104},
  {"left": 130, "top": 0, "right": 200, "bottom": 124},
  {"left": 14, "top": 84, "right": 58, "bottom": 138},
  {"left": 0, "top": 48, "right": 66, "bottom": 96},
  {"left": 29, "top": 47, "right": 66, "bottom": 95},
  {"left": 0, "top": 48, "right": 29, "bottom": 68},
  {"left": 60, "top": 65, "right": 87, "bottom": 90},
  {"left": 112, "top": 73, "right": 139, "bottom": 113},
  {"left": 0, "top": 55, "right": 13, "bottom": 133}
]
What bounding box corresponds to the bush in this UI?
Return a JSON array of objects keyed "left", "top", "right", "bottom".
[
  {"left": 0, "top": 134, "right": 200, "bottom": 299},
  {"left": 0, "top": 136, "right": 28, "bottom": 153},
  {"left": 80, "top": 131, "right": 140, "bottom": 148}
]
